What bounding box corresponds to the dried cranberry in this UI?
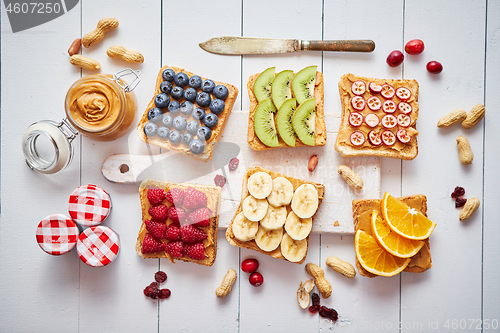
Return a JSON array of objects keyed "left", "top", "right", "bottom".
[
  {"left": 149, "top": 282, "right": 159, "bottom": 290},
  {"left": 319, "top": 306, "right": 338, "bottom": 322},
  {"left": 308, "top": 305, "right": 320, "bottom": 313},
  {"left": 155, "top": 271, "right": 167, "bottom": 283},
  {"left": 158, "top": 288, "right": 171, "bottom": 299},
  {"left": 214, "top": 174, "right": 226, "bottom": 188},
  {"left": 455, "top": 198, "right": 467, "bottom": 208},
  {"left": 451, "top": 186, "right": 465, "bottom": 198},
  {"left": 311, "top": 293, "right": 320, "bottom": 306},
  {"left": 228, "top": 157, "right": 239, "bottom": 171},
  {"left": 143, "top": 286, "right": 154, "bottom": 297}
]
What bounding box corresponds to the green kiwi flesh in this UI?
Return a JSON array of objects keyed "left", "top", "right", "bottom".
[
  {"left": 254, "top": 98, "right": 279, "bottom": 147},
  {"left": 271, "top": 70, "right": 294, "bottom": 109},
  {"left": 253, "top": 67, "right": 275, "bottom": 103},
  {"left": 276, "top": 98, "right": 297, "bottom": 147},
  {"left": 292, "top": 66, "right": 317, "bottom": 105},
  {"left": 292, "top": 98, "right": 316, "bottom": 146}
]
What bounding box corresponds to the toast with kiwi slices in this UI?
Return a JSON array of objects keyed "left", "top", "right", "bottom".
[{"left": 247, "top": 66, "right": 327, "bottom": 151}]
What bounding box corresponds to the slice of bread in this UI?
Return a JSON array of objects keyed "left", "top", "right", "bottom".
[
  {"left": 246, "top": 70, "right": 327, "bottom": 151},
  {"left": 136, "top": 179, "right": 221, "bottom": 266},
  {"left": 225, "top": 166, "right": 325, "bottom": 264},
  {"left": 352, "top": 194, "right": 432, "bottom": 277},
  {"left": 137, "top": 65, "right": 238, "bottom": 162},
  {"left": 335, "top": 73, "right": 419, "bottom": 160}
]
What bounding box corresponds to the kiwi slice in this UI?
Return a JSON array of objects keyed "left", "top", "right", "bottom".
[
  {"left": 271, "top": 70, "right": 294, "bottom": 109},
  {"left": 276, "top": 98, "right": 297, "bottom": 147},
  {"left": 253, "top": 67, "right": 275, "bottom": 103},
  {"left": 292, "top": 98, "right": 316, "bottom": 146},
  {"left": 254, "top": 98, "right": 279, "bottom": 147},
  {"left": 292, "top": 66, "right": 317, "bottom": 105}
]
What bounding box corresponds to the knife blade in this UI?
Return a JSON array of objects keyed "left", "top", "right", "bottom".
[{"left": 199, "top": 36, "right": 375, "bottom": 55}]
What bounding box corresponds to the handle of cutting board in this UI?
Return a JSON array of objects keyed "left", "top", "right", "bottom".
[
  {"left": 101, "top": 152, "right": 168, "bottom": 184},
  {"left": 303, "top": 40, "right": 375, "bottom": 52}
]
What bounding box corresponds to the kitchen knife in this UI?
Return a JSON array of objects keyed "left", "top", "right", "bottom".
[{"left": 199, "top": 36, "right": 375, "bottom": 55}]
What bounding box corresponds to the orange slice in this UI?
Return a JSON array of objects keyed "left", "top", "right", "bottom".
[
  {"left": 381, "top": 192, "right": 436, "bottom": 240},
  {"left": 355, "top": 229, "right": 411, "bottom": 277},
  {"left": 371, "top": 210, "right": 425, "bottom": 258}
]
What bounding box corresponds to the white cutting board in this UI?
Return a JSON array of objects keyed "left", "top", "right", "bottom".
[{"left": 102, "top": 111, "right": 380, "bottom": 233}]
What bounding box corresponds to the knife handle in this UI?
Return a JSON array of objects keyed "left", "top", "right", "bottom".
[{"left": 303, "top": 40, "right": 375, "bottom": 52}]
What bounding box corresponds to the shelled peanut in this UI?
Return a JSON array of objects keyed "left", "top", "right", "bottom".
[
  {"left": 337, "top": 165, "right": 363, "bottom": 190},
  {"left": 305, "top": 263, "right": 331, "bottom": 299},
  {"left": 325, "top": 256, "right": 356, "bottom": 278},
  {"left": 107, "top": 45, "right": 144, "bottom": 63},
  {"left": 215, "top": 269, "right": 237, "bottom": 298},
  {"left": 82, "top": 18, "right": 119, "bottom": 48},
  {"left": 456, "top": 135, "right": 473, "bottom": 165},
  {"left": 69, "top": 54, "right": 100, "bottom": 70},
  {"left": 459, "top": 198, "right": 480, "bottom": 221}
]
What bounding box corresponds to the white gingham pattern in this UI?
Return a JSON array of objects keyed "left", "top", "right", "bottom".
[
  {"left": 77, "top": 226, "right": 120, "bottom": 267},
  {"left": 36, "top": 214, "right": 80, "bottom": 255},
  {"left": 68, "top": 184, "right": 111, "bottom": 227}
]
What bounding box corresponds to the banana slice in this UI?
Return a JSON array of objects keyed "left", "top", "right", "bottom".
[
  {"left": 232, "top": 212, "right": 259, "bottom": 242},
  {"left": 284, "top": 211, "right": 313, "bottom": 240},
  {"left": 280, "top": 232, "right": 308, "bottom": 262},
  {"left": 260, "top": 205, "right": 287, "bottom": 230},
  {"left": 254, "top": 225, "right": 283, "bottom": 252},
  {"left": 267, "top": 177, "right": 294, "bottom": 207},
  {"left": 242, "top": 195, "right": 268, "bottom": 222},
  {"left": 247, "top": 172, "right": 273, "bottom": 199},
  {"left": 291, "top": 184, "right": 319, "bottom": 219}
]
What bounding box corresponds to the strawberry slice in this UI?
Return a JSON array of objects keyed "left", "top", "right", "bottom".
[
  {"left": 381, "top": 130, "right": 396, "bottom": 146},
  {"left": 381, "top": 114, "right": 397, "bottom": 128},
  {"left": 382, "top": 100, "right": 397, "bottom": 113},
  {"left": 351, "top": 81, "right": 366, "bottom": 95},
  {"left": 380, "top": 84, "right": 395, "bottom": 99},
  {"left": 368, "top": 130, "right": 382, "bottom": 146},
  {"left": 368, "top": 82, "right": 382, "bottom": 94},
  {"left": 395, "top": 87, "right": 411, "bottom": 100},
  {"left": 350, "top": 96, "right": 366, "bottom": 111},
  {"left": 397, "top": 102, "right": 412, "bottom": 114},
  {"left": 397, "top": 114, "right": 411, "bottom": 127},
  {"left": 365, "top": 113, "right": 380, "bottom": 128},
  {"left": 367, "top": 96, "right": 382, "bottom": 111},
  {"left": 397, "top": 128, "right": 412, "bottom": 143},
  {"left": 350, "top": 131, "right": 365, "bottom": 146},
  {"left": 348, "top": 112, "right": 363, "bottom": 127}
]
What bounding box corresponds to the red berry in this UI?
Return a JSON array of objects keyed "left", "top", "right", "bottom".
[
  {"left": 404, "top": 39, "right": 425, "bottom": 55},
  {"left": 149, "top": 204, "right": 168, "bottom": 222},
  {"left": 166, "top": 188, "right": 185, "bottom": 205},
  {"left": 143, "top": 286, "right": 154, "bottom": 297},
  {"left": 155, "top": 271, "right": 167, "bottom": 283},
  {"left": 228, "top": 157, "right": 239, "bottom": 171},
  {"left": 167, "top": 206, "right": 186, "bottom": 224},
  {"left": 147, "top": 187, "right": 166, "bottom": 206},
  {"left": 311, "top": 293, "right": 320, "bottom": 306},
  {"left": 187, "top": 207, "right": 211, "bottom": 227},
  {"left": 165, "top": 241, "right": 183, "bottom": 258},
  {"left": 451, "top": 186, "right": 465, "bottom": 198},
  {"left": 180, "top": 224, "right": 208, "bottom": 244},
  {"left": 241, "top": 258, "right": 259, "bottom": 273},
  {"left": 387, "top": 50, "right": 404, "bottom": 67},
  {"left": 427, "top": 61, "right": 443, "bottom": 74},
  {"left": 249, "top": 272, "right": 264, "bottom": 287},
  {"left": 214, "top": 174, "right": 226, "bottom": 188},
  {"left": 149, "top": 281, "right": 159, "bottom": 290},
  {"left": 144, "top": 220, "right": 167, "bottom": 239},
  {"left": 319, "top": 306, "right": 338, "bottom": 322},
  {"left": 183, "top": 242, "right": 205, "bottom": 260},
  {"left": 165, "top": 224, "right": 181, "bottom": 241},
  {"left": 141, "top": 233, "right": 166, "bottom": 254},
  {"left": 183, "top": 187, "right": 208, "bottom": 209},
  {"left": 158, "top": 288, "right": 171, "bottom": 299},
  {"left": 308, "top": 305, "right": 320, "bottom": 313},
  {"left": 455, "top": 198, "right": 467, "bottom": 208}
]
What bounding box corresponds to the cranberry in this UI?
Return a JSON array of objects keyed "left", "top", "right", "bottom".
[
  {"left": 241, "top": 258, "right": 259, "bottom": 273},
  {"left": 386, "top": 50, "right": 404, "bottom": 67},
  {"left": 405, "top": 39, "right": 425, "bottom": 55},
  {"left": 451, "top": 186, "right": 465, "bottom": 198},
  {"left": 319, "top": 306, "right": 338, "bottom": 321},
  {"left": 311, "top": 293, "right": 320, "bottom": 306},
  {"left": 249, "top": 272, "right": 264, "bottom": 287},
  {"left": 155, "top": 271, "right": 167, "bottom": 283},
  {"left": 426, "top": 61, "right": 443, "bottom": 74},
  {"left": 308, "top": 305, "right": 320, "bottom": 313},
  {"left": 143, "top": 286, "right": 154, "bottom": 297},
  {"left": 158, "top": 288, "right": 171, "bottom": 299},
  {"left": 228, "top": 157, "right": 239, "bottom": 171},
  {"left": 214, "top": 174, "right": 226, "bottom": 188},
  {"left": 455, "top": 198, "right": 467, "bottom": 208}
]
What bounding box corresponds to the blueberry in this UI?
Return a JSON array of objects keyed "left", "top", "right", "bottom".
[
  {"left": 157, "top": 126, "right": 170, "bottom": 140},
  {"left": 162, "top": 69, "right": 175, "bottom": 82},
  {"left": 171, "top": 86, "right": 184, "bottom": 100},
  {"left": 144, "top": 122, "right": 158, "bottom": 137},
  {"left": 154, "top": 93, "right": 170, "bottom": 109},
  {"left": 180, "top": 101, "right": 194, "bottom": 115},
  {"left": 168, "top": 100, "right": 181, "bottom": 114},
  {"left": 189, "top": 139, "right": 205, "bottom": 155},
  {"left": 182, "top": 133, "right": 194, "bottom": 146},
  {"left": 184, "top": 87, "right": 197, "bottom": 101},
  {"left": 174, "top": 72, "right": 189, "bottom": 87},
  {"left": 209, "top": 99, "right": 225, "bottom": 114},
  {"left": 186, "top": 120, "right": 200, "bottom": 135},
  {"left": 197, "top": 126, "right": 212, "bottom": 141},
  {"left": 192, "top": 108, "right": 206, "bottom": 121},
  {"left": 162, "top": 113, "right": 174, "bottom": 128},
  {"left": 147, "top": 107, "right": 163, "bottom": 122},
  {"left": 173, "top": 116, "right": 187, "bottom": 131},
  {"left": 213, "top": 85, "right": 229, "bottom": 99},
  {"left": 189, "top": 75, "right": 202, "bottom": 89},
  {"left": 203, "top": 113, "right": 219, "bottom": 128},
  {"left": 160, "top": 81, "right": 173, "bottom": 94},
  {"left": 169, "top": 130, "right": 182, "bottom": 144},
  {"left": 196, "top": 92, "right": 212, "bottom": 107},
  {"left": 201, "top": 79, "right": 215, "bottom": 93}
]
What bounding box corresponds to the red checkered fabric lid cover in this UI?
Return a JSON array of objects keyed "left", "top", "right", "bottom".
[
  {"left": 36, "top": 214, "right": 80, "bottom": 255},
  {"left": 77, "top": 226, "right": 120, "bottom": 267},
  {"left": 68, "top": 184, "right": 111, "bottom": 227}
]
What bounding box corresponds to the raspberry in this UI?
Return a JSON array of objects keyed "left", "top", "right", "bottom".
[
  {"left": 144, "top": 220, "right": 167, "bottom": 239},
  {"left": 158, "top": 288, "right": 171, "bottom": 299},
  {"left": 228, "top": 157, "right": 239, "bottom": 171},
  {"left": 149, "top": 204, "right": 168, "bottom": 222},
  {"left": 167, "top": 206, "right": 186, "bottom": 223},
  {"left": 187, "top": 207, "right": 211, "bottom": 227},
  {"left": 183, "top": 242, "right": 205, "bottom": 260},
  {"left": 455, "top": 198, "right": 467, "bottom": 208},
  {"left": 183, "top": 187, "right": 208, "bottom": 209},
  {"left": 180, "top": 224, "right": 208, "bottom": 244},
  {"left": 165, "top": 241, "right": 183, "bottom": 258},
  {"left": 147, "top": 187, "right": 166, "bottom": 206},
  {"left": 165, "top": 224, "right": 181, "bottom": 241},
  {"left": 166, "top": 188, "right": 185, "bottom": 205},
  {"left": 214, "top": 174, "right": 226, "bottom": 188},
  {"left": 141, "top": 233, "right": 166, "bottom": 254},
  {"left": 451, "top": 186, "right": 465, "bottom": 198},
  {"left": 155, "top": 271, "right": 167, "bottom": 283}
]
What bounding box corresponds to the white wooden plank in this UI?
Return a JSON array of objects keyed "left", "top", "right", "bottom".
[{"left": 401, "top": 0, "right": 486, "bottom": 331}]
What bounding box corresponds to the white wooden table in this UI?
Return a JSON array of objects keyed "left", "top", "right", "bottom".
[{"left": 1, "top": 0, "right": 499, "bottom": 332}]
